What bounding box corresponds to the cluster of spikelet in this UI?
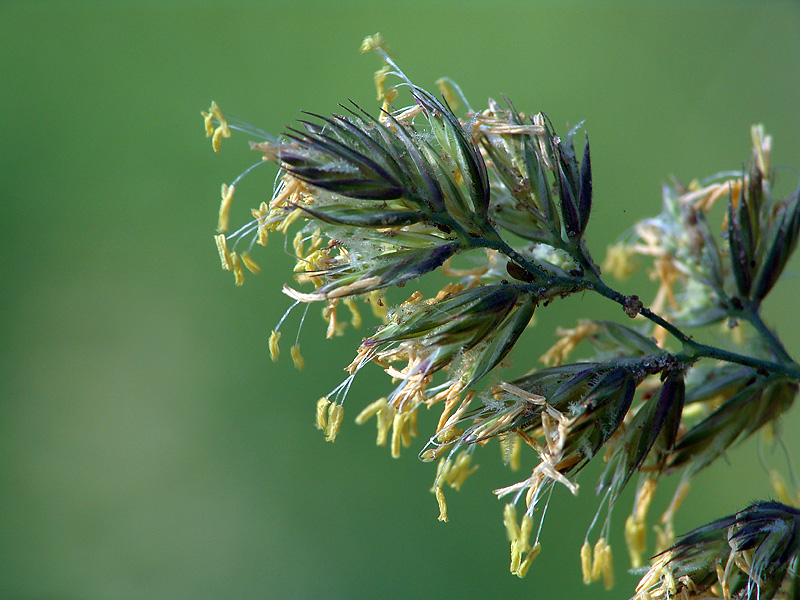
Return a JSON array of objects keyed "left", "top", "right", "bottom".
[{"left": 203, "top": 34, "right": 800, "bottom": 598}]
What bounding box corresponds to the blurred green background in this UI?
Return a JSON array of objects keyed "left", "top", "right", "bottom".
[{"left": 3, "top": 2, "right": 800, "bottom": 598}]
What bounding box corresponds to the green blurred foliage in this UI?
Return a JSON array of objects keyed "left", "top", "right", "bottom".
[{"left": 1, "top": 1, "right": 800, "bottom": 598}]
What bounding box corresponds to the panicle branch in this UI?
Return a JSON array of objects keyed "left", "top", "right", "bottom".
[{"left": 201, "top": 34, "right": 800, "bottom": 595}]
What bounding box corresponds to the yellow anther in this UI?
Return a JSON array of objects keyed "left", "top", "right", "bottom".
[
  {"left": 581, "top": 541, "right": 593, "bottom": 584},
  {"left": 292, "top": 230, "right": 305, "bottom": 258},
  {"left": 315, "top": 397, "right": 330, "bottom": 431},
  {"left": 374, "top": 65, "right": 391, "bottom": 100},
  {"left": 540, "top": 321, "right": 600, "bottom": 367},
  {"left": 436, "top": 79, "right": 459, "bottom": 110},
  {"left": 510, "top": 541, "right": 521, "bottom": 574},
  {"left": 434, "top": 486, "right": 448, "bottom": 522},
  {"left": 517, "top": 542, "right": 541, "bottom": 578},
  {"left": 391, "top": 411, "right": 405, "bottom": 458},
  {"left": 325, "top": 402, "right": 344, "bottom": 442},
  {"left": 276, "top": 207, "right": 303, "bottom": 234},
  {"left": 625, "top": 514, "right": 647, "bottom": 569},
  {"left": 257, "top": 224, "right": 269, "bottom": 247},
  {"left": 354, "top": 397, "right": 387, "bottom": 425},
  {"left": 307, "top": 229, "right": 323, "bottom": 253},
  {"left": 446, "top": 452, "right": 478, "bottom": 491},
  {"left": 519, "top": 514, "right": 534, "bottom": 554},
  {"left": 202, "top": 101, "right": 231, "bottom": 152},
  {"left": 376, "top": 402, "right": 395, "bottom": 446},
  {"left": 602, "top": 242, "right": 639, "bottom": 280},
  {"left": 324, "top": 301, "right": 339, "bottom": 339},
  {"left": 592, "top": 538, "right": 614, "bottom": 590},
  {"left": 359, "top": 32, "right": 386, "bottom": 54},
  {"left": 290, "top": 345, "right": 304, "bottom": 371},
  {"left": 660, "top": 480, "right": 690, "bottom": 532},
  {"left": 633, "top": 477, "right": 657, "bottom": 523},
  {"left": 430, "top": 458, "right": 451, "bottom": 493},
  {"left": 231, "top": 252, "right": 244, "bottom": 286},
  {"left": 503, "top": 504, "right": 521, "bottom": 542},
  {"left": 653, "top": 523, "right": 674, "bottom": 555},
  {"left": 508, "top": 435, "right": 522, "bottom": 471},
  {"left": 770, "top": 470, "right": 792, "bottom": 506},
  {"left": 269, "top": 330, "right": 281, "bottom": 362},
  {"left": 367, "top": 290, "right": 388, "bottom": 321},
  {"left": 217, "top": 183, "right": 235, "bottom": 233},
  {"left": 399, "top": 413, "right": 412, "bottom": 448},
  {"left": 716, "top": 562, "right": 731, "bottom": 600},
  {"left": 240, "top": 251, "right": 261, "bottom": 275},
  {"left": 379, "top": 92, "right": 398, "bottom": 122},
  {"left": 203, "top": 107, "right": 215, "bottom": 137},
  {"left": 211, "top": 124, "right": 231, "bottom": 152},
  {"left": 420, "top": 449, "right": 437, "bottom": 462},
  {"left": 251, "top": 203, "right": 270, "bottom": 246},
  {"left": 215, "top": 234, "right": 233, "bottom": 271},
  {"left": 436, "top": 427, "right": 463, "bottom": 444},
  {"left": 343, "top": 298, "right": 361, "bottom": 329}
]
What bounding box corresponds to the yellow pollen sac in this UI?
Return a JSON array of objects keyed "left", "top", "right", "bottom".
[
  {"left": 436, "top": 79, "right": 459, "bottom": 110},
  {"left": 592, "top": 538, "right": 614, "bottom": 590},
  {"left": 251, "top": 204, "right": 270, "bottom": 246},
  {"left": 240, "top": 251, "right": 261, "bottom": 275},
  {"left": 290, "top": 345, "right": 304, "bottom": 371},
  {"left": 292, "top": 230, "right": 305, "bottom": 259},
  {"left": 359, "top": 32, "right": 387, "bottom": 54},
  {"left": 432, "top": 458, "right": 451, "bottom": 492},
  {"left": 399, "top": 418, "right": 412, "bottom": 448},
  {"left": 390, "top": 412, "right": 405, "bottom": 458},
  {"left": 505, "top": 435, "right": 522, "bottom": 471},
  {"left": 256, "top": 224, "right": 269, "bottom": 247},
  {"left": 510, "top": 541, "right": 522, "bottom": 574},
  {"left": 581, "top": 541, "right": 593, "bottom": 584},
  {"left": 367, "top": 290, "right": 388, "bottom": 321},
  {"left": 343, "top": 298, "right": 362, "bottom": 329},
  {"left": 381, "top": 87, "right": 398, "bottom": 110},
  {"left": 516, "top": 542, "right": 541, "bottom": 578},
  {"left": 324, "top": 301, "right": 339, "bottom": 339},
  {"left": 419, "top": 449, "right": 438, "bottom": 462},
  {"left": 202, "top": 109, "right": 215, "bottom": 137},
  {"left": 373, "top": 65, "right": 391, "bottom": 101},
  {"left": 354, "top": 397, "right": 387, "bottom": 425},
  {"left": 716, "top": 562, "right": 731, "bottom": 600},
  {"left": 269, "top": 330, "right": 281, "bottom": 362},
  {"left": 215, "top": 234, "right": 233, "bottom": 271},
  {"left": 446, "top": 453, "right": 478, "bottom": 491},
  {"left": 231, "top": 252, "right": 244, "bottom": 286},
  {"left": 276, "top": 207, "right": 303, "bottom": 234},
  {"left": 217, "top": 183, "right": 235, "bottom": 233},
  {"left": 325, "top": 402, "right": 344, "bottom": 442},
  {"left": 375, "top": 402, "right": 395, "bottom": 447},
  {"left": 503, "top": 504, "right": 521, "bottom": 542},
  {"left": 602, "top": 242, "right": 639, "bottom": 280},
  {"left": 436, "top": 427, "right": 463, "bottom": 444},
  {"left": 519, "top": 514, "right": 534, "bottom": 554},
  {"left": 434, "top": 486, "right": 448, "bottom": 522},
  {"left": 202, "top": 100, "right": 231, "bottom": 153},
  {"left": 315, "top": 397, "right": 331, "bottom": 431},
  {"left": 625, "top": 514, "right": 647, "bottom": 569},
  {"left": 769, "top": 470, "right": 799, "bottom": 506},
  {"left": 408, "top": 409, "right": 418, "bottom": 437}
]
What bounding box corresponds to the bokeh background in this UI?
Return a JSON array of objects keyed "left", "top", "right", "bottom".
[{"left": 3, "top": 2, "right": 800, "bottom": 598}]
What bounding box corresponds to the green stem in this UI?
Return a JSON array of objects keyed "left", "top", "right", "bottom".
[
  {"left": 479, "top": 230, "right": 800, "bottom": 382},
  {"left": 585, "top": 276, "right": 800, "bottom": 379}
]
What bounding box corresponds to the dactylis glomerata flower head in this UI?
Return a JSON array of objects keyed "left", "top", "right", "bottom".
[{"left": 202, "top": 33, "right": 800, "bottom": 595}]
